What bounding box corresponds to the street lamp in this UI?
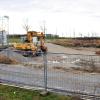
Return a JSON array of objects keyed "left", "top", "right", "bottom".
[
  {"left": 3, "top": 16, "right": 9, "bottom": 57},
  {"left": 0, "top": 16, "right": 9, "bottom": 46}
]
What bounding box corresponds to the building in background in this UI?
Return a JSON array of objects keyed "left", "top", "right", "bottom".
[
  {"left": 0, "top": 30, "right": 7, "bottom": 45},
  {"left": 45, "top": 34, "right": 59, "bottom": 39}
]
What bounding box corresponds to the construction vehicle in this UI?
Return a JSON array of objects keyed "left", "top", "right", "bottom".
[{"left": 13, "top": 31, "right": 47, "bottom": 56}]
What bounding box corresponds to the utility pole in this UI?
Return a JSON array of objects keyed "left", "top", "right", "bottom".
[
  {"left": 73, "top": 28, "right": 75, "bottom": 38},
  {"left": 56, "top": 28, "right": 58, "bottom": 39}
]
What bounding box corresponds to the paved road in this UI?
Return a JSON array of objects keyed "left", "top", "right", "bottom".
[{"left": 0, "top": 65, "right": 100, "bottom": 96}]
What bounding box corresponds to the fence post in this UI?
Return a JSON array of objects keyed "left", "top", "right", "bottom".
[{"left": 43, "top": 52, "right": 47, "bottom": 92}]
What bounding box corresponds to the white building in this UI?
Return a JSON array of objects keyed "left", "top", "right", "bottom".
[{"left": 0, "top": 30, "right": 7, "bottom": 45}]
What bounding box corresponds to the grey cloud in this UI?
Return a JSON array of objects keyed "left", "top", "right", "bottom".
[
  {"left": 0, "top": 0, "right": 80, "bottom": 12},
  {"left": 0, "top": 0, "right": 33, "bottom": 12},
  {"left": 0, "top": 0, "right": 100, "bottom": 18}
]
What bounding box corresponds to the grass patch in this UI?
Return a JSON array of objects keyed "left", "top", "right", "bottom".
[
  {"left": 0, "top": 84, "right": 72, "bottom": 100},
  {"left": 9, "top": 37, "right": 21, "bottom": 43}
]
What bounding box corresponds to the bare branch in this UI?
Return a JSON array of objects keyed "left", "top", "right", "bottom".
[
  {"left": 40, "top": 20, "right": 47, "bottom": 34},
  {"left": 23, "top": 19, "right": 31, "bottom": 32}
]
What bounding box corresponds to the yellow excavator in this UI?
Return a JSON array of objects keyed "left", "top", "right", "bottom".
[{"left": 13, "top": 31, "right": 47, "bottom": 56}]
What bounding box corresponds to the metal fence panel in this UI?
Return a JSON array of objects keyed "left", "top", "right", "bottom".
[
  {"left": 0, "top": 49, "right": 45, "bottom": 88},
  {"left": 46, "top": 53, "right": 100, "bottom": 97},
  {"left": 0, "top": 49, "right": 100, "bottom": 99}
]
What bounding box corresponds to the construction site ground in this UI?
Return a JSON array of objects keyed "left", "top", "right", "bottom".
[
  {"left": 0, "top": 43, "right": 98, "bottom": 65},
  {"left": 47, "top": 43, "right": 97, "bottom": 54},
  {"left": 0, "top": 43, "right": 100, "bottom": 97}
]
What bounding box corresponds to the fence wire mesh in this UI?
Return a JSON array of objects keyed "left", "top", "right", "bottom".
[
  {"left": 0, "top": 49, "right": 45, "bottom": 88},
  {"left": 46, "top": 53, "right": 100, "bottom": 99},
  {"left": 0, "top": 49, "right": 100, "bottom": 99}
]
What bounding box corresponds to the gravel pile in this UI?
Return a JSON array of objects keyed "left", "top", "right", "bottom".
[{"left": 0, "top": 49, "right": 28, "bottom": 63}]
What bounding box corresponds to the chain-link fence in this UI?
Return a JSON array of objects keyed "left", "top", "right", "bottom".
[{"left": 0, "top": 49, "right": 100, "bottom": 99}]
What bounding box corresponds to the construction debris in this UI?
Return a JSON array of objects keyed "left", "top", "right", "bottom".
[
  {"left": 0, "top": 49, "right": 28, "bottom": 64},
  {"left": 96, "top": 51, "right": 100, "bottom": 55},
  {"left": 0, "top": 54, "right": 18, "bottom": 64}
]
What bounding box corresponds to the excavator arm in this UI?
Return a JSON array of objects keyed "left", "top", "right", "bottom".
[
  {"left": 27, "top": 31, "right": 45, "bottom": 43},
  {"left": 26, "top": 31, "right": 47, "bottom": 52}
]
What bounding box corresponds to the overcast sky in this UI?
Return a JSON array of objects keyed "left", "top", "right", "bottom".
[{"left": 0, "top": 0, "right": 100, "bottom": 37}]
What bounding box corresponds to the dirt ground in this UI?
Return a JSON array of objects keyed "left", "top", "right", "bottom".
[
  {"left": 0, "top": 43, "right": 99, "bottom": 73},
  {"left": 46, "top": 43, "right": 97, "bottom": 55}
]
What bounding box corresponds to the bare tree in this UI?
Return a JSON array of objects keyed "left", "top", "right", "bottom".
[
  {"left": 23, "top": 19, "right": 31, "bottom": 32},
  {"left": 40, "top": 20, "right": 47, "bottom": 34}
]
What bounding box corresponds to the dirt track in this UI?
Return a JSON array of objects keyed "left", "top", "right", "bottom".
[{"left": 47, "top": 43, "right": 96, "bottom": 55}]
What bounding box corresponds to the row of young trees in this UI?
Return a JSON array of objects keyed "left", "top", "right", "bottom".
[{"left": 23, "top": 19, "right": 46, "bottom": 34}]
